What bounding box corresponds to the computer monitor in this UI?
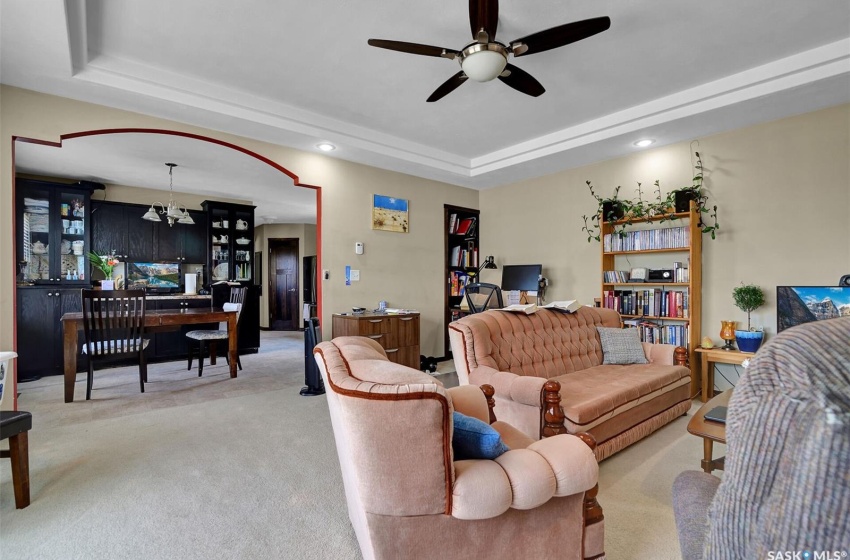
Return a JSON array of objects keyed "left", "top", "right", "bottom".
[
  {"left": 501, "top": 264, "right": 542, "bottom": 292},
  {"left": 126, "top": 262, "right": 181, "bottom": 292}
]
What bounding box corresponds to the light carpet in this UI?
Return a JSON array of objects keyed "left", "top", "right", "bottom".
[{"left": 1, "top": 332, "right": 714, "bottom": 559}]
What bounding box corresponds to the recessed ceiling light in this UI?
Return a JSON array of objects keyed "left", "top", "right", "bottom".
[
  {"left": 316, "top": 143, "right": 336, "bottom": 152},
  {"left": 634, "top": 139, "right": 655, "bottom": 148}
]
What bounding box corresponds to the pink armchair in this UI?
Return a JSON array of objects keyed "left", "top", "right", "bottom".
[{"left": 314, "top": 336, "right": 605, "bottom": 560}]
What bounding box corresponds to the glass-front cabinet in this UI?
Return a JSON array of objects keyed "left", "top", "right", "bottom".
[
  {"left": 16, "top": 178, "right": 98, "bottom": 285},
  {"left": 202, "top": 200, "right": 255, "bottom": 284}
]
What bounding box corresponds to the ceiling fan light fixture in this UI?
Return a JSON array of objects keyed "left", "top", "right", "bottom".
[
  {"left": 461, "top": 49, "right": 507, "bottom": 82},
  {"left": 316, "top": 142, "right": 336, "bottom": 152},
  {"left": 634, "top": 139, "right": 655, "bottom": 148}
]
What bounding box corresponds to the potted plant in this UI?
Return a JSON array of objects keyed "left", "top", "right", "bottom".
[
  {"left": 663, "top": 151, "right": 720, "bottom": 239},
  {"left": 732, "top": 283, "right": 766, "bottom": 353},
  {"left": 87, "top": 251, "right": 119, "bottom": 289},
  {"left": 582, "top": 182, "right": 628, "bottom": 242}
]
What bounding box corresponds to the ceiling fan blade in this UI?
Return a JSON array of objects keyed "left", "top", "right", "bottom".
[
  {"left": 510, "top": 16, "right": 610, "bottom": 57},
  {"left": 427, "top": 71, "right": 469, "bottom": 102},
  {"left": 469, "top": 0, "right": 499, "bottom": 42},
  {"left": 498, "top": 64, "right": 545, "bottom": 97},
  {"left": 368, "top": 39, "right": 459, "bottom": 59}
]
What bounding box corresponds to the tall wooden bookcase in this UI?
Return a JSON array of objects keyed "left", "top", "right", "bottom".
[
  {"left": 444, "top": 204, "right": 480, "bottom": 359},
  {"left": 600, "top": 202, "right": 702, "bottom": 397}
]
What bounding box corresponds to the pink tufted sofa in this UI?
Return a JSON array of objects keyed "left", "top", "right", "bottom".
[
  {"left": 449, "top": 306, "right": 692, "bottom": 461},
  {"left": 314, "top": 336, "right": 605, "bottom": 560}
]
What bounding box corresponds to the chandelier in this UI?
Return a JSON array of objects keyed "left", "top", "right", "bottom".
[{"left": 141, "top": 163, "right": 195, "bottom": 227}]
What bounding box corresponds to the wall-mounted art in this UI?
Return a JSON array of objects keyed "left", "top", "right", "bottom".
[{"left": 372, "top": 194, "right": 409, "bottom": 233}]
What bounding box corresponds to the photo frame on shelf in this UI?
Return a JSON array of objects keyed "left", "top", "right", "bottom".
[{"left": 371, "top": 194, "right": 409, "bottom": 233}]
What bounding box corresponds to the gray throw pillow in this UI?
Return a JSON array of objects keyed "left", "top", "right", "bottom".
[{"left": 596, "top": 327, "right": 649, "bottom": 365}]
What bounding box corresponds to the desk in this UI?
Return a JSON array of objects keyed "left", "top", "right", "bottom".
[
  {"left": 688, "top": 390, "right": 731, "bottom": 473},
  {"left": 694, "top": 348, "right": 749, "bottom": 402},
  {"left": 61, "top": 308, "right": 238, "bottom": 403}
]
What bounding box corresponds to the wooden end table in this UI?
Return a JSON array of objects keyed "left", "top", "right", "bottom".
[
  {"left": 687, "top": 390, "right": 730, "bottom": 473},
  {"left": 694, "top": 347, "right": 750, "bottom": 402}
]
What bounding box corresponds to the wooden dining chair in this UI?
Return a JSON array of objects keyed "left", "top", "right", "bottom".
[
  {"left": 80, "top": 289, "right": 149, "bottom": 400},
  {"left": 186, "top": 287, "right": 245, "bottom": 376}
]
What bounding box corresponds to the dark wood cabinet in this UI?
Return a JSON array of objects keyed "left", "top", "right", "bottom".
[
  {"left": 211, "top": 284, "right": 260, "bottom": 353},
  {"left": 151, "top": 297, "right": 214, "bottom": 358},
  {"left": 16, "top": 178, "right": 97, "bottom": 285},
  {"left": 202, "top": 200, "right": 256, "bottom": 284},
  {"left": 92, "top": 201, "right": 154, "bottom": 263},
  {"left": 16, "top": 288, "right": 84, "bottom": 379},
  {"left": 152, "top": 210, "right": 206, "bottom": 264}
]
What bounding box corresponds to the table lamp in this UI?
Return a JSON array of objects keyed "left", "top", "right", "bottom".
[
  {"left": 471, "top": 255, "right": 497, "bottom": 277},
  {"left": 720, "top": 320, "right": 736, "bottom": 351}
]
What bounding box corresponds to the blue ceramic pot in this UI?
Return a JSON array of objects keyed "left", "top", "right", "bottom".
[{"left": 735, "top": 330, "right": 764, "bottom": 353}]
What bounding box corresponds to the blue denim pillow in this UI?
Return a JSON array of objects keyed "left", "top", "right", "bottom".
[{"left": 452, "top": 411, "right": 510, "bottom": 460}]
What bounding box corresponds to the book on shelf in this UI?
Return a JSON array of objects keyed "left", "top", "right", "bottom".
[
  {"left": 540, "top": 300, "right": 582, "bottom": 313},
  {"left": 455, "top": 217, "right": 476, "bottom": 235},
  {"left": 501, "top": 303, "right": 538, "bottom": 314},
  {"left": 448, "top": 213, "right": 458, "bottom": 233}
]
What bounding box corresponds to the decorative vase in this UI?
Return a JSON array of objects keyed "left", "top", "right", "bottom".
[
  {"left": 735, "top": 330, "right": 764, "bottom": 353},
  {"left": 720, "top": 321, "right": 736, "bottom": 351}
]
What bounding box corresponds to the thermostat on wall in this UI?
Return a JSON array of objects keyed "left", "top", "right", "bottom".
[{"left": 355, "top": 242, "right": 364, "bottom": 255}]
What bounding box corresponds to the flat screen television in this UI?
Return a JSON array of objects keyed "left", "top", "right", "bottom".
[
  {"left": 776, "top": 286, "right": 850, "bottom": 333},
  {"left": 127, "top": 262, "right": 181, "bottom": 292},
  {"left": 501, "top": 264, "right": 542, "bottom": 292}
]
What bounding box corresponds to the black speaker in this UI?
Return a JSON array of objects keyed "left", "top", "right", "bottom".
[
  {"left": 840, "top": 275, "right": 850, "bottom": 287},
  {"left": 300, "top": 317, "right": 325, "bottom": 396}
]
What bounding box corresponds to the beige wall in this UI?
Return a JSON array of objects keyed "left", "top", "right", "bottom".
[
  {"left": 480, "top": 103, "right": 850, "bottom": 390},
  {"left": 255, "top": 223, "right": 318, "bottom": 329},
  {"left": 1, "top": 86, "right": 478, "bottom": 364}
]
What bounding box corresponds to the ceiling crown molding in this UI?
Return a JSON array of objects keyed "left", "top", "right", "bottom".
[{"left": 62, "top": 3, "right": 850, "bottom": 188}]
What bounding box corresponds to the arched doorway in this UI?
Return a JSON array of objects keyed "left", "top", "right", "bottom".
[{"left": 11, "top": 128, "right": 322, "bottom": 407}]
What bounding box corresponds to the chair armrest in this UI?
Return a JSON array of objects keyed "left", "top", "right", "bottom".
[
  {"left": 642, "top": 342, "right": 689, "bottom": 366},
  {"left": 447, "top": 385, "right": 490, "bottom": 423},
  {"left": 469, "top": 365, "right": 547, "bottom": 408},
  {"left": 451, "top": 434, "right": 598, "bottom": 520}
]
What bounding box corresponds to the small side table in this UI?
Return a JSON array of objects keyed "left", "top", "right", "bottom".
[
  {"left": 688, "top": 390, "right": 730, "bottom": 473},
  {"left": 694, "top": 348, "right": 750, "bottom": 402}
]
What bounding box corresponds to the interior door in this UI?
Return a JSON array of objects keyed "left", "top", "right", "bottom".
[{"left": 270, "top": 239, "right": 299, "bottom": 331}]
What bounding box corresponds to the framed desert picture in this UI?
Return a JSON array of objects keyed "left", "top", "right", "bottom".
[{"left": 372, "top": 195, "right": 409, "bottom": 232}]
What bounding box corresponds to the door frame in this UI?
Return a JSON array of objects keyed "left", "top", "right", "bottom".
[{"left": 268, "top": 238, "right": 300, "bottom": 331}]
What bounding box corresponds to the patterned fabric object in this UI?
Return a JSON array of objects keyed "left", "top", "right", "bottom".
[
  {"left": 185, "top": 330, "right": 227, "bottom": 341},
  {"left": 595, "top": 327, "right": 648, "bottom": 365},
  {"left": 704, "top": 316, "right": 850, "bottom": 558},
  {"left": 82, "top": 339, "right": 150, "bottom": 354}
]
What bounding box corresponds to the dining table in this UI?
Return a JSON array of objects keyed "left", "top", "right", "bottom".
[{"left": 60, "top": 307, "right": 238, "bottom": 403}]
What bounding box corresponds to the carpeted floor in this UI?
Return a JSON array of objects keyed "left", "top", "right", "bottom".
[{"left": 1, "top": 331, "right": 714, "bottom": 559}]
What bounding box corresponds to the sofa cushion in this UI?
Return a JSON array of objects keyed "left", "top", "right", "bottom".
[
  {"left": 553, "top": 363, "right": 691, "bottom": 426},
  {"left": 452, "top": 412, "right": 510, "bottom": 460},
  {"left": 596, "top": 327, "right": 648, "bottom": 365}
]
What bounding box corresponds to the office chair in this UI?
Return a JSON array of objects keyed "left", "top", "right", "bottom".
[
  {"left": 465, "top": 283, "right": 504, "bottom": 313},
  {"left": 186, "top": 287, "right": 245, "bottom": 376}
]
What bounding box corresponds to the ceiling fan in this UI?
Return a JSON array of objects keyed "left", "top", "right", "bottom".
[{"left": 367, "top": 0, "right": 611, "bottom": 102}]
